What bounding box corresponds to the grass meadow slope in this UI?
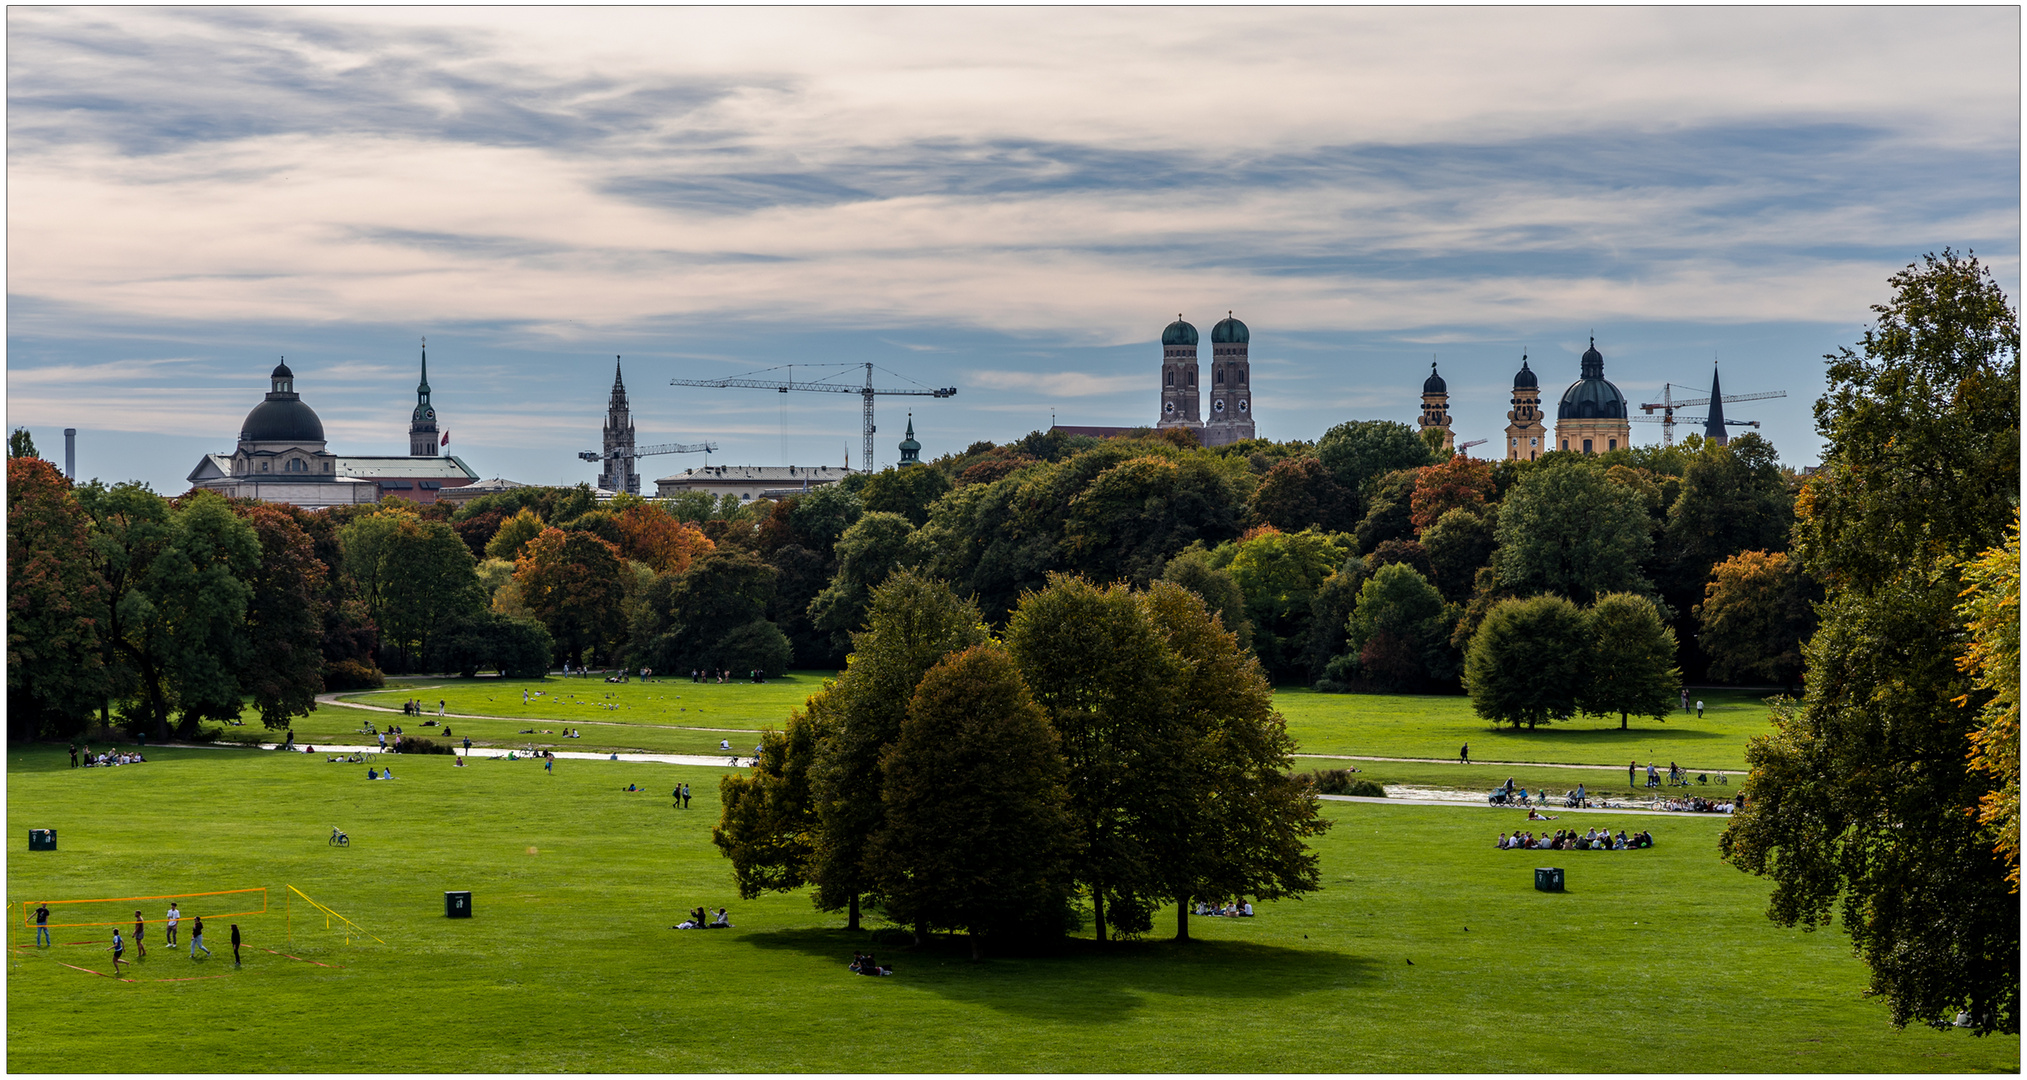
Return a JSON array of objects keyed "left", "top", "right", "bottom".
[{"left": 7, "top": 740, "right": 2014, "bottom": 1073}]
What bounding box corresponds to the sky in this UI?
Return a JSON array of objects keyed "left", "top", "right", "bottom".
[{"left": 7, "top": 7, "right": 2019, "bottom": 491}]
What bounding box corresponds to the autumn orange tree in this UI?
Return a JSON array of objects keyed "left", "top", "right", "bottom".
[{"left": 516, "top": 527, "right": 627, "bottom": 665}]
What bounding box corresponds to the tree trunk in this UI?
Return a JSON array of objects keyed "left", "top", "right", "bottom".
[
  {"left": 969, "top": 931, "right": 983, "bottom": 961},
  {"left": 846, "top": 894, "right": 861, "bottom": 931},
  {"left": 1177, "top": 899, "right": 1191, "bottom": 942},
  {"left": 1620, "top": 711, "right": 1628, "bottom": 730},
  {"left": 1093, "top": 889, "right": 1107, "bottom": 944}
]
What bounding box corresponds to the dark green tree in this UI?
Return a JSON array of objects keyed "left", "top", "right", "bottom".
[
  {"left": 788, "top": 481, "right": 863, "bottom": 559},
  {"left": 1062, "top": 452, "right": 1249, "bottom": 587},
  {"left": 1339, "top": 563, "right": 1454, "bottom": 692},
  {"left": 234, "top": 504, "right": 328, "bottom": 729},
  {"left": 808, "top": 571, "right": 987, "bottom": 930},
  {"left": 379, "top": 516, "right": 487, "bottom": 671},
  {"left": 1351, "top": 469, "right": 1419, "bottom": 554},
  {"left": 1421, "top": 506, "right": 1497, "bottom": 603},
  {"left": 147, "top": 492, "right": 262, "bottom": 735},
  {"left": 861, "top": 465, "right": 954, "bottom": 528},
  {"left": 1720, "top": 250, "right": 2020, "bottom": 1035},
  {"left": 1493, "top": 459, "right": 1653, "bottom": 604},
  {"left": 9, "top": 427, "right": 38, "bottom": 458},
  {"left": 7, "top": 456, "right": 109, "bottom": 739},
  {"left": 1223, "top": 527, "right": 1351, "bottom": 679},
  {"left": 1464, "top": 594, "right": 1586, "bottom": 730},
  {"left": 1252, "top": 456, "right": 1356, "bottom": 533},
  {"left": 1298, "top": 555, "right": 1370, "bottom": 686},
  {"left": 808, "top": 511, "right": 917, "bottom": 654},
  {"left": 1315, "top": 419, "right": 1433, "bottom": 520},
  {"left": 1159, "top": 544, "right": 1253, "bottom": 651},
  {"left": 868, "top": 644, "right": 1079, "bottom": 957},
  {"left": 634, "top": 549, "right": 785, "bottom": 676},
  {"left": 716, "top": 692, "right": 831, "bottom": 899},
  {"left": 1576, "top": 592, "right": 1680, "bottom": 729}
]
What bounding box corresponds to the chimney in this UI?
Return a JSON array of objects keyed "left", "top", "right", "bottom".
[{"left": 63, "top": 428, "right": 76, "bottom": 480}]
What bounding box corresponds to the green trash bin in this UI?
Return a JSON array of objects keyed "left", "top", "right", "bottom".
[
  {"left": 27, "top": 829, "right": 56, "bottom": 852},
  {"left": 445, "top": 891, "right": 472, "bottom": 918},
  {"left": 1534, "top": 867, "right": 1564, "bottom": 892}
]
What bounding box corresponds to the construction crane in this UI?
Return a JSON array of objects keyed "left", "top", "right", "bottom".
[
  {"left": 576, "top": 439, "right": 718, "bottom": 465},
  {"left": 670, "top": 362, "right": 956, "bottom": 472},
  {"left": 1456, "top": 438, "right": 1488, "bottom": 455},
  {"left": 1638, "top": 367, "right": 1786, "bottom": 446}
]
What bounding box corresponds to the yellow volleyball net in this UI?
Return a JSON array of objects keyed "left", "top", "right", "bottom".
[
  {"left": 285, "top": 885, "right": 384, "bottom": 946},
  {"left": 19, "top": 887, "right": 267, "bottom": 935}
]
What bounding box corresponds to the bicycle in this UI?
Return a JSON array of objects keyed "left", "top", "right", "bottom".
[{"left": 329, "top": 826, "right": 350, "bottom": 847}]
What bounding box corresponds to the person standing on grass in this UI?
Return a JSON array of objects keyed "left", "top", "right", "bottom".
[
  {"left": 545, "top": 753, "right": 553, "bottom": 775},
  {"left": 190, "top": 915, "right": 210, "bottom": 958},
  {"left": 230, "top": 924, "right": 241, "bottom": 966},
  {"left": 110, "top": 929, "right": 127, "bottom": 973},
  {"left": 1695, "top": 699, "right": 1704, "bottom": 719},
  {"left": 1627, "top": 760, "right": 1636, "bottom": 788},
  {"left": 1459, "top": 742, "right": 1469, "bottom": 764},
  {"left": 165, "top": 902, "right": 180, "bottom": 947},
  {"left": 35, "top": 903, "right": 50, "bottom": 947},
  {"left": 681, "top": 783, "right": 691, "bottom": 809},
  {"left": 1681, "top": 688, "right": 1690, "bottom": 713},
  {"left": 68, "top": 743, "right": 78, "bottom": 768},
  {"left": 132, "top": 911, "right": 147, "bottom": 959}
]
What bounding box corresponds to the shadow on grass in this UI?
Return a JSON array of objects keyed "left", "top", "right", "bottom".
[{"left": 743, "top": 926, "right": 1378, "bottom": 1023}]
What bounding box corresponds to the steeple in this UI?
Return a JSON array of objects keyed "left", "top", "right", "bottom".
[
  {"left": 600, "top": 355, "right": 638, "bottom": 494},
  {"left": 897, "top": 413, "right": 922, "bottom": 467},
  {"left": 408, "top": 338, "right": 439, "bottom": 457},
  {"left": 1704, "top": 363, "right": 1729, "bottom": 446}
]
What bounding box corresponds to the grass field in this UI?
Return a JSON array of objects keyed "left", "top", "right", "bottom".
[{"left": 7, "top": 744, "right": 2013, "bottom": 1073}]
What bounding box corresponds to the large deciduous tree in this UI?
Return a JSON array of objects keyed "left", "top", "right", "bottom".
[
  {"left": 1409, "top": 454, "right": 1495, "bottom": 533},
  {"left": 1576, "top": 593, "right": 1680, "bottom": 730},
  {"left": 7, "top": 457, "right": 110, "bottom": 738},
  {"left": 1252, "top": 456, "right": 1356, "bottom": 533},
  {"left": 1720, "top": 250, "right": 2020, "bottom": 1035},
  {"left": 1464, "top": 594, "right": 1586, "bottom": 730},
  {"left": 868, "top": 644, "right": 1079, "bottom": 956},
  {"left": 1959, "top": 512, "right": 2020, "bottom": 892},
  {"left": 1315, "top": 419, "right": 1434, "bottom": 521},
  {"left": 233, "top": 504, "right": 327, "bottom": 729},
  {"left": 808, "top": 511, "right": 918, "bottom": 654},
  {"left": 377, "top": 516, "right": 486, "bottom": 671},
  {"left": 1493, "top": 459, "right": 1653, "bottom": 604},
  {"left": 1695, "top": 550, "right": 1819, "bottom": 689},
  {"left": 1339, "top": 563, "right": 1452, "bottom": 692},
  {"left": 860, "top": 465, "right": 954, "bottom": 528},
  {"left": 147, "top": 492, "right": 261, "bottom": 734},
  {"left": 716, "top": 692, "right": 832, "bottom": 900},
  {"left": 1223, "top": 527, "right": 1351, "bottom": 679}
]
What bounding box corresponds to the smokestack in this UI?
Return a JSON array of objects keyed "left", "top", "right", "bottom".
[{"left": 63, "top": 429, "right": 76, "bottom": 480}]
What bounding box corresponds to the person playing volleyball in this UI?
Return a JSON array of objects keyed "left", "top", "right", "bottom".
[{"left": 132, "top": 910, "right": 147, "bottom": 959}]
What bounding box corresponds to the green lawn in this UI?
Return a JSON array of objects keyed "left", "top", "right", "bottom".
[
  {"left": 7, "top": 744, "right": 2010, "bottom": 1073},
  {"left": 1275, "top": 686, "right": 1780, "bottom": 772}
]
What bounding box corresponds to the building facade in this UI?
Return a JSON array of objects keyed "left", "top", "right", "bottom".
[
  {"left": 1156, "top": 315, "right": 1202, "bottom": 431},
  {"left": 598, "top": 357, "right": 639, "bottom": 495},
  {"left": 1554, "top": 339, "right": 1631, "bottom": 455},
  {"left": 1418, "top": 362, "right": 1454, "bottom": 453},
  {"left": 1504, "top": 356, "right": 1545, "bottom": 461},
  {"left": 655, "top": 465, "right": 854, "bottom": 503},
  {"left": 1203, "top": 313, "right": 1255, "bottom": 447}
]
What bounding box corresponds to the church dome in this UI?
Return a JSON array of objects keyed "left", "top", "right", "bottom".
[
  {"left": 1513, "top": 358, "right": 1537, "bottom": 389},
  {"left": 240, "top": 395, "right": 326, "bottom": 443},
  {"left": 1558, "top": 337, "right": 1625, "bottom": 419},
  {"left": 1210, "top": 314, "right": 1249, "bottom": 344},
  {"left": 1423, "top": 362, "right": 1447, "bottom": 394},
  {"left": 1161, "top": 316, "right": 1199, "bottom": 346},
  {"left": 271, "top": 360, "right": 295, "bottom": 380}
]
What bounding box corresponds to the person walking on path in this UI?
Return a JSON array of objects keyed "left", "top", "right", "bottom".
[
  {"left": 544, "top": 753, "right": 553, "bottom": 775},
  {"left": 1695, "top": 699, "right": 1705, "bottom": 719},
  {"left": 34, "top": 903, "right": 50, "bottom": 947},
  {"left": 165, "top": 902, "right": 180, "bottom": 947},
  {"left": 438, "top": 700, "right": 446, "bottom": 718},
  {"left": 230, "top": 924, "right": 242, "bottom": 966},
  {"left": 681, "top": 783, "right": 691, "bottom": 809},
  {"left": 1681, "top": 689, "right": 1691, "bottom": 713},
  {"left": 110, "top": 929, "right": 127, "bottom": 974},
  {"left": 1628, "top": 760, "right": 1636, "bottom": 788},
  {"left": 190, "top": 915, "right": 210, "bottom": 958},
  {"left": 1459, "top": 743, "right": 1469, "bottom": 764},
  {"left": 132, "top": 911, "right": 147, "bottom": 960}
]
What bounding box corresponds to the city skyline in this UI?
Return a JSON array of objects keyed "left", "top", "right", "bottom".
[{"left": 7, "top": 7, "right": 2018, "bottom": 490}]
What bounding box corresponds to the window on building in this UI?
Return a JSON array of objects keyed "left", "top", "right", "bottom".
[
  {"left": 1165, "top": 370, "right": 1174, "bottom": 386},
  {"left": 1583, "top": 439, "right": 1594, "bottom": 454},
  {"left": 1188, "top": 370, "right": 1195, "bottom": 386},
  {"left": 1609, "top": 438, "right": 1618, "bottom": 451},
  {"left": 1215, "top": 369, "right": 1224, "bottom": 386},
  {"left": 1562, "top": 440, "right": 1569, "bottom": 451},
  {"left": 1238, "top": 369, "right": 1246, "bottom": 385}
]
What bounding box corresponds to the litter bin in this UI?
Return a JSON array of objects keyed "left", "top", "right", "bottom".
[
  {"left": 1534, "top": 867, "right": 1564, "bottom": 893},
  {"left": 27, "top": 829, "right": 55, "bottom": 852},
  {"left": 445, "top": 890, "right": 472, "bottom": 918}
]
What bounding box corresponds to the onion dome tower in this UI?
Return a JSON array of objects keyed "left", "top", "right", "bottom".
[
  {"left": 599, "top": 356, "right": 639, "bottom": 494},
  {"left": 1504, "top": 354, "right": 1545, "bottom": 460},
  {"left": 409, "top": 339, "right": 439, "bottom": 457},
  {"left": 1418, "top": 360, "right": 1453, "bottom": 453},
  {"left": 1203, "top": 312, "right": 1254, "bottom": 447},
  {"left": 897, "top": 414, "right": 922, "bottom": 467},
  {"left": 1157, "top": 315, "right": 1201, "bottom": 431},
  {"left": 1554, "top": 337, "right": 1631, "bottom": 455}
]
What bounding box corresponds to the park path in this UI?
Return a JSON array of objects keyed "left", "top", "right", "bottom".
[
  {"left": 263, "top": 738, "right": 755, "bottom": 769},
  {"left": 314, "top": 690, "right": 761, "bottom": 734}
]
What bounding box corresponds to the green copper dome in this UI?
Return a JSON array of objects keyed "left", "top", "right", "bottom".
[
  {"left": 1161, "top": 316, "right": 1199, "bottom": 346},
  {"left": 1211, "top": 313, "right": 1249, "bottom": 344}
]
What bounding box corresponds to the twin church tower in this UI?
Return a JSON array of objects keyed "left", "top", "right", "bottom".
[{"left": 1155, "top": 312, "right": 1256, "bottom": 448}]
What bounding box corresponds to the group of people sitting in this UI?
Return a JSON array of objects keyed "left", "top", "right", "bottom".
[
  {"left": 80, "top": 749, "right": 146, "bottom": 768},
  {"left": 674, "top": 906, "right": 732, "bottom": 930},
  {"left": 366, "top": 765, "right": 396, "bottom": 780},
  {"left": 1498, "top": 827, "right": 1652, "bottom": 851},
  {"left": 325, "top": 753, "right": 367, "bottom": 764},
  {"left": 1660, "top": 795, "right": 1735, "bottom": 813},
  {"left": 1191, "top": 899, "right": 1255, "bottom": 917},
  {"left": 849, "top": 952, "right": 893, "bottom": 976}
]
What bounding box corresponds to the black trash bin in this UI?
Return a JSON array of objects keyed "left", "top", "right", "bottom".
[
  {"left": 27, "top": 829, "right": 56, "bottom": 852},
  {"left": 445, "top": 890, "right": 472, "bottom": 918},
  {"left": 1534, "top": 867, "right": 1564, "bottom": 893}
]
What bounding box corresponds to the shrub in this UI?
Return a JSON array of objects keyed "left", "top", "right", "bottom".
[
  {"left": 324, "top": 659, "right": 386, "bottom": 691},
  {"left": 395, "top": 736, "right": 453, "bottom": 755},
  {"left": 1305, "top": 768, "right": 1385, "bottom": 797}
]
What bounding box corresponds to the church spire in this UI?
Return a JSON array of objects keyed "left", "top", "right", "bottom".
[
  {"left": 600, "top": 355, "right": 638, "bottom": 494},
  {"left": 1703, "top": 362, "right": 1729, "bottom": 446},
  {"left": 408, "top": 338, "right": 440, "bottom": 457}
]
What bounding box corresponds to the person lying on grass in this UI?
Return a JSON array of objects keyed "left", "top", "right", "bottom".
[{"left": 849, "top": 952, "right": 892, "bottom": 976}]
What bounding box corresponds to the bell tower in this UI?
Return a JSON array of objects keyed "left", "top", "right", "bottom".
[
  {"left": 1504, "top": 354, "right": 1544, "bottom": 461},
  {"left": 1419, "top": 361, "right": 1453, "bottom": 453},
  {"left": 600, "top": 356, "right": 638, "bottom": 494},
  {"left": 1157, "top": 315, "right": 1201, "bottom": 431},
  {"left": 1204, "top": 312, "right": 1254, "bottom": 447},
  {"left": 409, "top": 339, "right": 439, "bottom": 457}
]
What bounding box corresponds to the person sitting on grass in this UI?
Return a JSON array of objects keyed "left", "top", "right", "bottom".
[
  {"left": 1240, "top": 900, "right": 1254, "bottom": 917},
  {"left": 675, "top": 916, "right": 699, "bottom": 930},
  {"left": 710, "top": 907, "right": 731, "bottom": 928},
  {"left": 367, "top": 767, "right": 378, "bottom": 780}
]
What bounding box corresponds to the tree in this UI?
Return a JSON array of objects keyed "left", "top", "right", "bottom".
[
  {"left": 1658, "top": 433, "right": 1796, "bottom": 668},
  {"left": 1252, "top": 456, "right": 1356, "bottom": 533},
  {"left": 1351, "top": 469, "right": 1418, "bottom": 554},
  {"left": 788, "top": 481, "right": 863, "bottom": 559},
  {"left": 808, "top": 512, "right": 917, "bottom": 654},
  {"left": 1696, "top": 550, "right": 1819, "bottom": 689},
  {"left": 1315, "top": 419, "right": 1433, "bottom": 520},
  {"left": 868, "top": 644, "right": 1079, "bottom": 957},
  {"left": 1493, "top": 459, "right": 1653, "bottom": 604},
  {"left": 808, "top": 571, "right": 988, "bottom": 930},
  {"left": 1159, "top": 545, "right": 1253, "bottom": 651},
  {"left": 378, "top": 517, "right": 486, "bottom": 672},
  {"left": 146, "top": 492, "right": 261, "bottom": 735},
  {"left": 861, "top": 465, "right": 954, "bottom": 528},
  {"left": 485, "top": 507, "right": 546, "bottom": 561},
  {"left": 1464, "top": 595, "right": 1586, "bottom": 730},
  {"left": 716, "top": 693, "right": 832, "bottom": 899},
  {"left": 1959, "top": 513, "right": 2020, "bottom": 892},
  {"left": 1223, "top": 527, "right": 1352, "bottom": 679},
  {"left": 7, "top": 456, "right": 109, "bottom": 739},
  {"left": 1062, "top": 453, "right": 1248, "bottom": 587},
  {"left": 610, "top": 501, "right": 714, "bottom": 575},
  {"left": 431, "top": 611, "right": 554, "bottom": 678},
  {"left": 1340, "top": 563, "right": 1453, "bottom": 692},
  {"left": 233, "top": 504, "right": 327, "bottom": 729},
  {"left": 1298, "top": 555, "right": 1369, "bottom": 686},
  {"left": 1410, "top": 454, "right": 1494, "bottom": 533},
  {"left": 1720, "top": 250, "right": 2020, "bottom": 1035},
  {"left": 1005, "top": 574, "right": 1184, "bottom": 942},
  {"left": 9, "top": 427, "right": 38, "bottom": 458},
  {"left": 633, "top": 549, "right": 785, "bottom": 676},
  {"left": 1138, "top": 581, "right": 1327, "bottom": 940},
  {"left": 1421, "top": 506, "right": 1497, "bottom": 603},
  {"left": 75, "top": 481, "right": 170, "bottom": 732},
  {"left": 1577, "top": 593, "right": 1680, "bottom": 729}
]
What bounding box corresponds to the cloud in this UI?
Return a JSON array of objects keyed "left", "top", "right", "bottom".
[{"left": 968, "top": 370, "right": 1147, "bottom": 398}]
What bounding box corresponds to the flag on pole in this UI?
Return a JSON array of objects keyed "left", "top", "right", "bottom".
[{"left": 441, "top": 431, "right": 450, "bottom": 447}]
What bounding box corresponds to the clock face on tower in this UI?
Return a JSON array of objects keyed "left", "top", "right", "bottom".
[
  {"left": 1213, "top": 399, "right": 1226, "bottom": 414},
  {"left": 1164, "top": 401, "right": 1176, "bottom": 414},
  {"left": 1238, "top": 399, "right": 1249, "bottom": 413}
]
